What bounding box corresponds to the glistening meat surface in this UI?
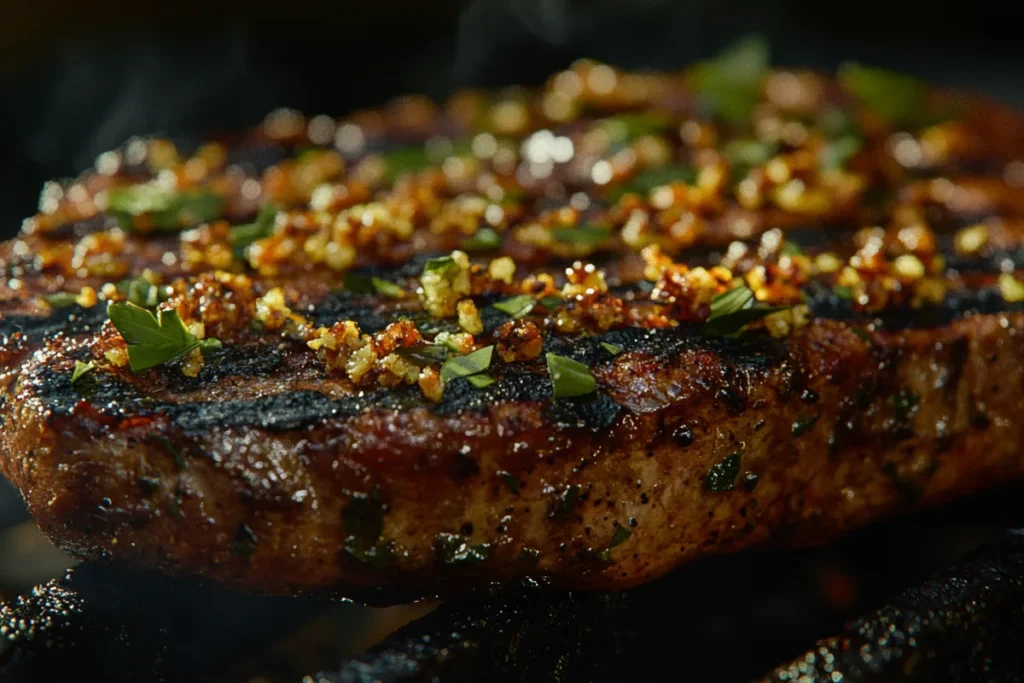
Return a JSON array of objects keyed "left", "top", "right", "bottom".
[{"left": 0, "top": 42, "right": 1022, "bottom": 601}]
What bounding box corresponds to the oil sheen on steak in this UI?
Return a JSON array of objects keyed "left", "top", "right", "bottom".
[{"left": 0, "top": 52, "right": 1022, "bottom": 602}]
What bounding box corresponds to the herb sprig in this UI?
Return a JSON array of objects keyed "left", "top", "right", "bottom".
[
  {"left": 107, "top": 302, "right": 220, "bottom": 372},
  {"left": 703, "top": 286, "right": 790, "bottom": 337}
]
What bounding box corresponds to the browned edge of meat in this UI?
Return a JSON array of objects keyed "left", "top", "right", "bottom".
[{"left": 1, "top": 313, "right": 1020, "bottom": 603}]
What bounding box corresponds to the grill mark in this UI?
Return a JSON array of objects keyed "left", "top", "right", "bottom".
[{"left": 0, "top": 305, "right": 108, "bottom": 342}]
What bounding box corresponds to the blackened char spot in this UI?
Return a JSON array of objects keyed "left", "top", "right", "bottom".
[
  {"left": 27, "top": 366, "right": 154, "bottom": 417},
  {"left": 0, "top": 305, "right": 109, "bottom": 342},
  {"left": 166, "top": 390, "right": 344, "bottom": 433},
  {"left": 432, "top": 365, "right": 550, "bottom": 415},
  {"left": 545, "top": 394, "right": 621, "bottom": 431},
  {"left": 313, "top": 292, "right": 403, "bottom": 333},
  {"left": 545, "top": 326, "right": 784, "bottom": 371},
  {"left": 153, "top": 344, "right": 287, "bottom": 393},
  {"left": 806, "top": 285, "right": 1023, "bottom": 329}
]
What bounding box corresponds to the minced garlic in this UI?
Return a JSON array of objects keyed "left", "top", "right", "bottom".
[
  {"left": 999, "top": 273, "right": 1024, "bottom": 303},
  {"left": 457, "top": 299, "right": 484, "bottom": 334},
  {"left": 420, "top": 250, "right": 472, "bottom": 318}
]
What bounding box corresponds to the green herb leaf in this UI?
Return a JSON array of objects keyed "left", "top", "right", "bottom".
[
  {"left": 725, "top": 138, "right": 777, "bottom": 167},
  {"left": 466, "top": 373, "right": 496, "bottom": 388},
  {"left": 71, "top": 360, "right": 96, "bottom": 385},
  {"left": 779, "top": 241, "right": 804, "bottom": 257},
  {"left": 540, "top": 295, "right": 563, "bottom": 310},
  {"left": 198, "top": 338, "right": 222, "bottom": 353},
  {"left": 440, "top": 345, "right": 494, "bottom": 384},
  {"left": 462, "top": 227, "right": 502, "bottom": 251},
  {"left": 608, "top": 523, "right": 632, "bottom": 549},
  {"left": 45, "top": 292, "right": 79, "bottom": 309},
  {"left": 600, "top": 112, "right": 673, "bottom": 143},
  {"left": 395, "top": 343, "right": 448, "bottom": 367},
  {"left": 704, "top": 452, "right": 742, "bottom": 492},
  {"left": 820, "top": 135, "right": 863, "bottom": 171},
  {"left": 230, "top": 203, "right": 279, "bottom": 256},
  {"left": 704, "top": 286, "right": 789, "bottom": 337},
  {"left": 551, "top": 225, "right": 612, "bottom": 247},
  {"left": 832, "top": 285, "right": 855, "bottom": 300},
  {"left": 600, "top": 342, "right": 622, "bottom": 356},
  {"left": 497, "top": 470, "right": 519, "bottom": 494},
  {"left": 791, "top": 414, "right": 819, "bottom": 437},
  {"left": 108, "top": 185, "right": 223, "bottom": 231},
  {"left": 688, "top": 36, "right": 769, "bottom": 123},
  {"left": 546, "top": 353, "right": 596, "bottom": 398},
  {"left": 382, "top": 142, "right": 472, "bottom": 181},
  {"left": 710, "top": 286, "right": 755, "bottom": 318},
  {"left": 610, "top": 165, "right": 697, "bottom": 202},
  {"left": 342, "top": 272, "right": 375, "bottom": 294},
  {"left": 371, "top": 277, "right": 404, "bottom": 298},
  {"left": 818, "top": 107, "right": 859, "bottom": 138},
  {"left": 492, "top": 295, "right": 536, "bottom": 319},
  {"left": 424, "top": 255, "right": 456, "bottom": 274},
  {"left": 116, "top": 277, "right": 162, "bottom": 309},
  {"left": 108, "top": 302, "right": 200, "bottom": 372},
  {"left": 839, "top": 64, "right": 932, "bottom": 126},
  {"left": 435, "top": 533, "right": 491, "bottom": 565}
]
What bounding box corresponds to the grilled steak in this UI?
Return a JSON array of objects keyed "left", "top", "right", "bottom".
[{"left": 0, "top": 41, "right": 1022, "bottom": 602}]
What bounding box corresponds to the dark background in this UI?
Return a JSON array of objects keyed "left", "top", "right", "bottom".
[
  {"left": 1, "top": 3, "right": 1023, "bottom": 678},
  {"left": 1, "top": 0, "right": 1023, "bottom": 238}
]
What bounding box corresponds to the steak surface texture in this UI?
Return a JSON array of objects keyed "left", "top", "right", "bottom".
[{"left": 0, "top": 44, "right": 1022, "bottom": 601}]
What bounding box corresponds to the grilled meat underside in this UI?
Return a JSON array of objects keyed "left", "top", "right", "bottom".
[{"left": 0, "top": 52, "right": 1023, "bottom": 602}]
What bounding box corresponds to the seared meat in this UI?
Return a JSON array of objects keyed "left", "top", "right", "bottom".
[{"left": 0, "top": 43, "right": 1023, "bottom": 601}]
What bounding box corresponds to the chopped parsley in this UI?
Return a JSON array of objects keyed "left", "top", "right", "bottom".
[
  {"left": 839, "top": 64, "right": 932, "bottom": 125},
  {"left": 342, "top": 272, "right": 403, "bottom": 297},
  {"left": 424, "top": 255, "right": 457, "bottom": 274},
  {"left": 107, "top": 302, "right": 219, "bottom": 372},
  {"left": 703, "top": 285, "right": 789, "bottom": 337},
  {"left": 466, "top": 373, "right": 496, "bottom": 388},
  {"left": 540, "top": 295, "right": 563, "bottom": 310},
  {"left": 107, "top": 185, "right": 223, "bottom": 231},
  {"left": 45, "top": 292, "right": 79, "bottom": 309},
  {"left": 395, "top": 343, "right": 448, "bottom": 366},
  {"left": 440, "top": 345, "right": 494, "bottom": 384},
  {"left": 230, "top": 203, "right": 279, "bottom": 256},
  {"left": 117, "top": 277, "right": 162, "bottom": 309},
  {"left": 600, "top": 342, "right": 622, "bottom": 356},
  {"left": 462, "top": 227, "right": 502, "bottom": 252},
  {"left": 832, "top": 285, "right": 855, "bottom": 300},
  {"left": 687, "top": 36, "right": 769, "bottom": 123},
  {"left": 600, "top": 112, "right": 673, "bottom": 142},
  {"left": 608, "top": 524, "right": 632, "bottom": 549},
  {"left": 704, "top": 452, "right": 742, "bottom": 492},
  {"left": 551, "top": 225, "right": 612, "bottom": 246},
  {"left": 492, "top": 295, "right": 536, "bottom": 319},
  {"left": 546, "top": 353, "right": 597, "bottom": 398},
  {"left": 70, "top": 360, "right": 96, "bottom": 385},
  {"left": 779, "top": 241, "right": 804, "bottom": 257},
  {"left": 819, "top": 135, "right": 863, "bottom": 171},
  {"left": 610, "top": 165, "right": 697, "bottom": 201}
]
